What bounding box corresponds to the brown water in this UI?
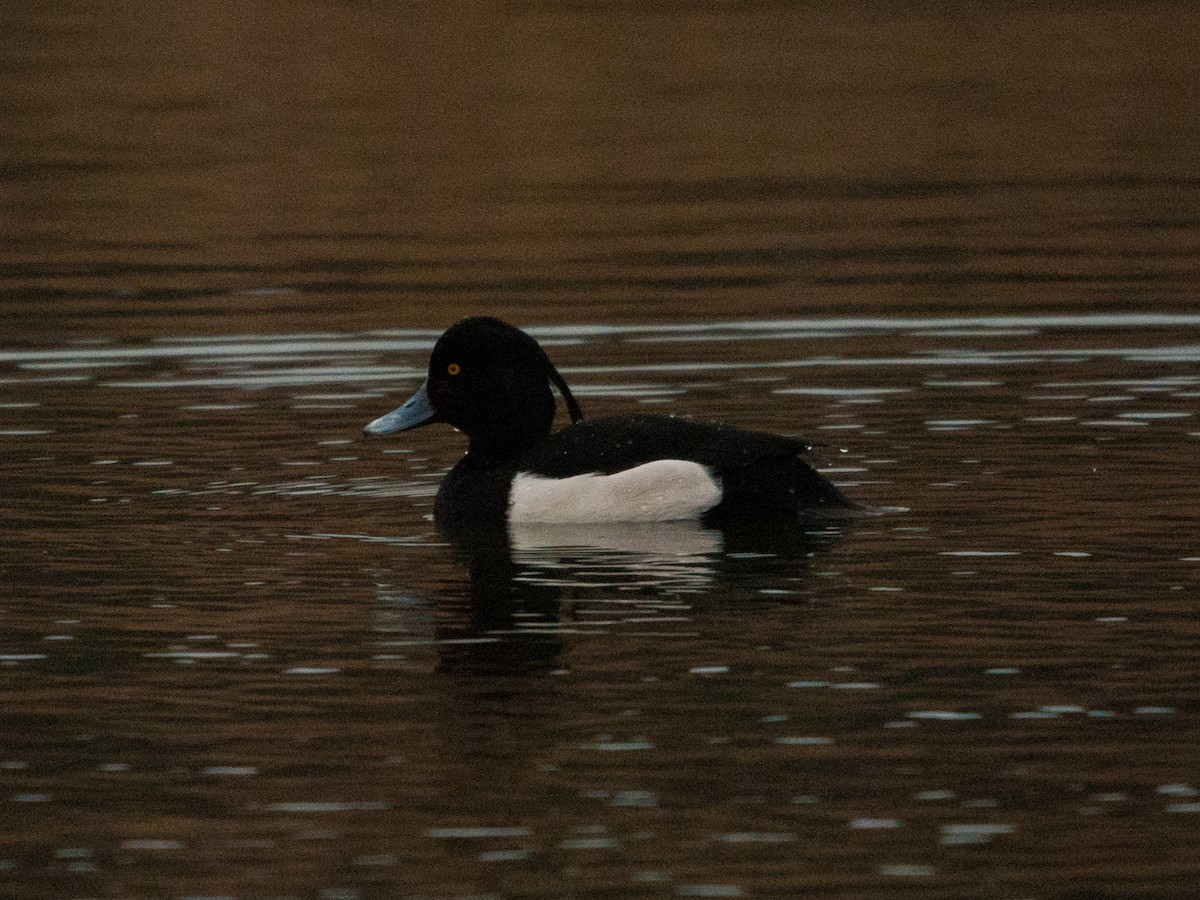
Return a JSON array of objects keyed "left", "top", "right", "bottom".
[{"left": 3, "top": 4, "right": 1200, "bottom": 899}]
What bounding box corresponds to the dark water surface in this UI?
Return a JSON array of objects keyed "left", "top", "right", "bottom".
[{"left": 3, "top": 4, "right": 1200, "bottom": 899}]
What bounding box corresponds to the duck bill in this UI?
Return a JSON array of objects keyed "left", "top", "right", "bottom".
[{"left": 363, "top": 381, "right": 438, "bottom": 435}]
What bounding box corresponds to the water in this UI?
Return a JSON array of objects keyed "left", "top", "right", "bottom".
[{"left": 3, "top": 4, "right": 1200, "bottom": 899}]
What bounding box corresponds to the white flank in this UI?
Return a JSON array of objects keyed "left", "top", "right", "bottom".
[{"left": 508, "top": 460, "right": 723, "bottom": 524}]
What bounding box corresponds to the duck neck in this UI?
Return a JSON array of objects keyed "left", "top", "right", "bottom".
[
  {"left": 463, "top": 408, "right": 552, "bottom": 465},
  {"left": 465, "top": 425, "right": 549, "bottom": 467},
  {"left": 458, "top": 373, "right": 557, "bottom": 466}
]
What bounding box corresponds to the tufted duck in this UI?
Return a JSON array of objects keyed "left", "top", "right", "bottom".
[{"left": 363, "top": 317, "right": 858, "bottom": 527}]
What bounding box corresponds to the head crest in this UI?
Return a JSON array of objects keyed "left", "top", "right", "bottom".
[{"left": 544, "top": 355, "right": 584, "bottom": 424}]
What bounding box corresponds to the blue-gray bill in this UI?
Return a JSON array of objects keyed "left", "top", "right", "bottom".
[{"left": 363, "top": 381, "right": 437, "bottom": 435}]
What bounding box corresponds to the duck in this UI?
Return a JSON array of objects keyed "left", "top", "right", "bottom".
[{"left": 363, "top": 316, "right": 858, "bottom": 529}]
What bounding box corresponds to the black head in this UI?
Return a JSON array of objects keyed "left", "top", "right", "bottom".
[{"left": 364, "top": 317, "right": 584, "bottom": 461}]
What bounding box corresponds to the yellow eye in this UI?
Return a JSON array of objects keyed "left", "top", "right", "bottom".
[{"left": 447, "top": 362, "right": 461, "bottom": 376}]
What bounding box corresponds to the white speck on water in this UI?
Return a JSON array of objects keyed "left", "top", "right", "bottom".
[
  {"left": 849, "top": 818, "right": 902, "bottom": 829},
  {"left": 689, "top": 666, "right": 729, "bottom": 675},
  {"left": 284, "top": 667, "right": 341, "bottom": 675},
  {"left": 611, "top": 791, "right": 657, "bottom": 808},
  {"left": 787, "top": 681, "right": 830, "bottom": 688},
  {"left": 940, "top": 823, "right": 1015, "bottom": 845},
  {"left": 940, "top": 550, "right": 1020, "bottom": 557},
  {"left": 914, "top": 790, "right": 956, "bottom": 801},
  {"left": 676, "top": 886, "right": 744, "bottom": 898},
  {"left": 1157, "top": 784, "right": 1198, "bottom": 797},
  {"left": 268, "top": 801, "right": 389, "bottom": 813},
  {"left": 184, "top": 402, "right": 259, "bottom": 411},
  {"left": 715, "top": 832, "right": 796, "bottom": 843},
  {"left": 635, "top": 870, "right": 671, "bottom": 882},
  {"left": 561, "top": 837, "right": 620, "bottom": 850},
  {"left": 479, "top": 849, "right": 532, "bottom": 862},
  {"left": 906, "top": 711, "right": 981, "bottom": 721},
  {"left": 120, "top": 839, "right": 184, "bottom": 850},
  {"left": 924, "top": 379, "right": 1001, "bottom": 387},
  {"left": 880, "top": 864, "right": 936, "bottom": 877},
  {"left": 925, "top": 419, "right": 993, "bottom": 428},
  {"left": 1117, "top": 411, "right": 1191, "bottom": 419},
  {"left": 775, "top": 736, "right": 834, "bottom": 746},
  {"left": 1135, "top": 706, "right": 1175, "bottom": 715},
  {"left": 986, "top": 667, "right": 1021, "bottom": 675},
  {"left": 578, "top": 740, "right": 654, "bottom": 752},
  {"left": 776, "top": 387, "right": 911, "bottom": 396}
]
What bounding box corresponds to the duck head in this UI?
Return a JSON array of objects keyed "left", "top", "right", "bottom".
[{"left": 363, "top": 317, "right": 584, "bottom": 461}]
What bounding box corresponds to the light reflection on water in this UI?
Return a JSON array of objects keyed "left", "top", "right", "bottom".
[
  {"left": 5, "top": 0, "right": 1200, "bottom": 893},
  {"left": 3, "top": 313, "right": 1200, "bottom": 897}
]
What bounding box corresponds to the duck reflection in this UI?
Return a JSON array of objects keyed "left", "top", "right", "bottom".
[{"left": 417, "top": 516, "right": 847, "bottom": 675}]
